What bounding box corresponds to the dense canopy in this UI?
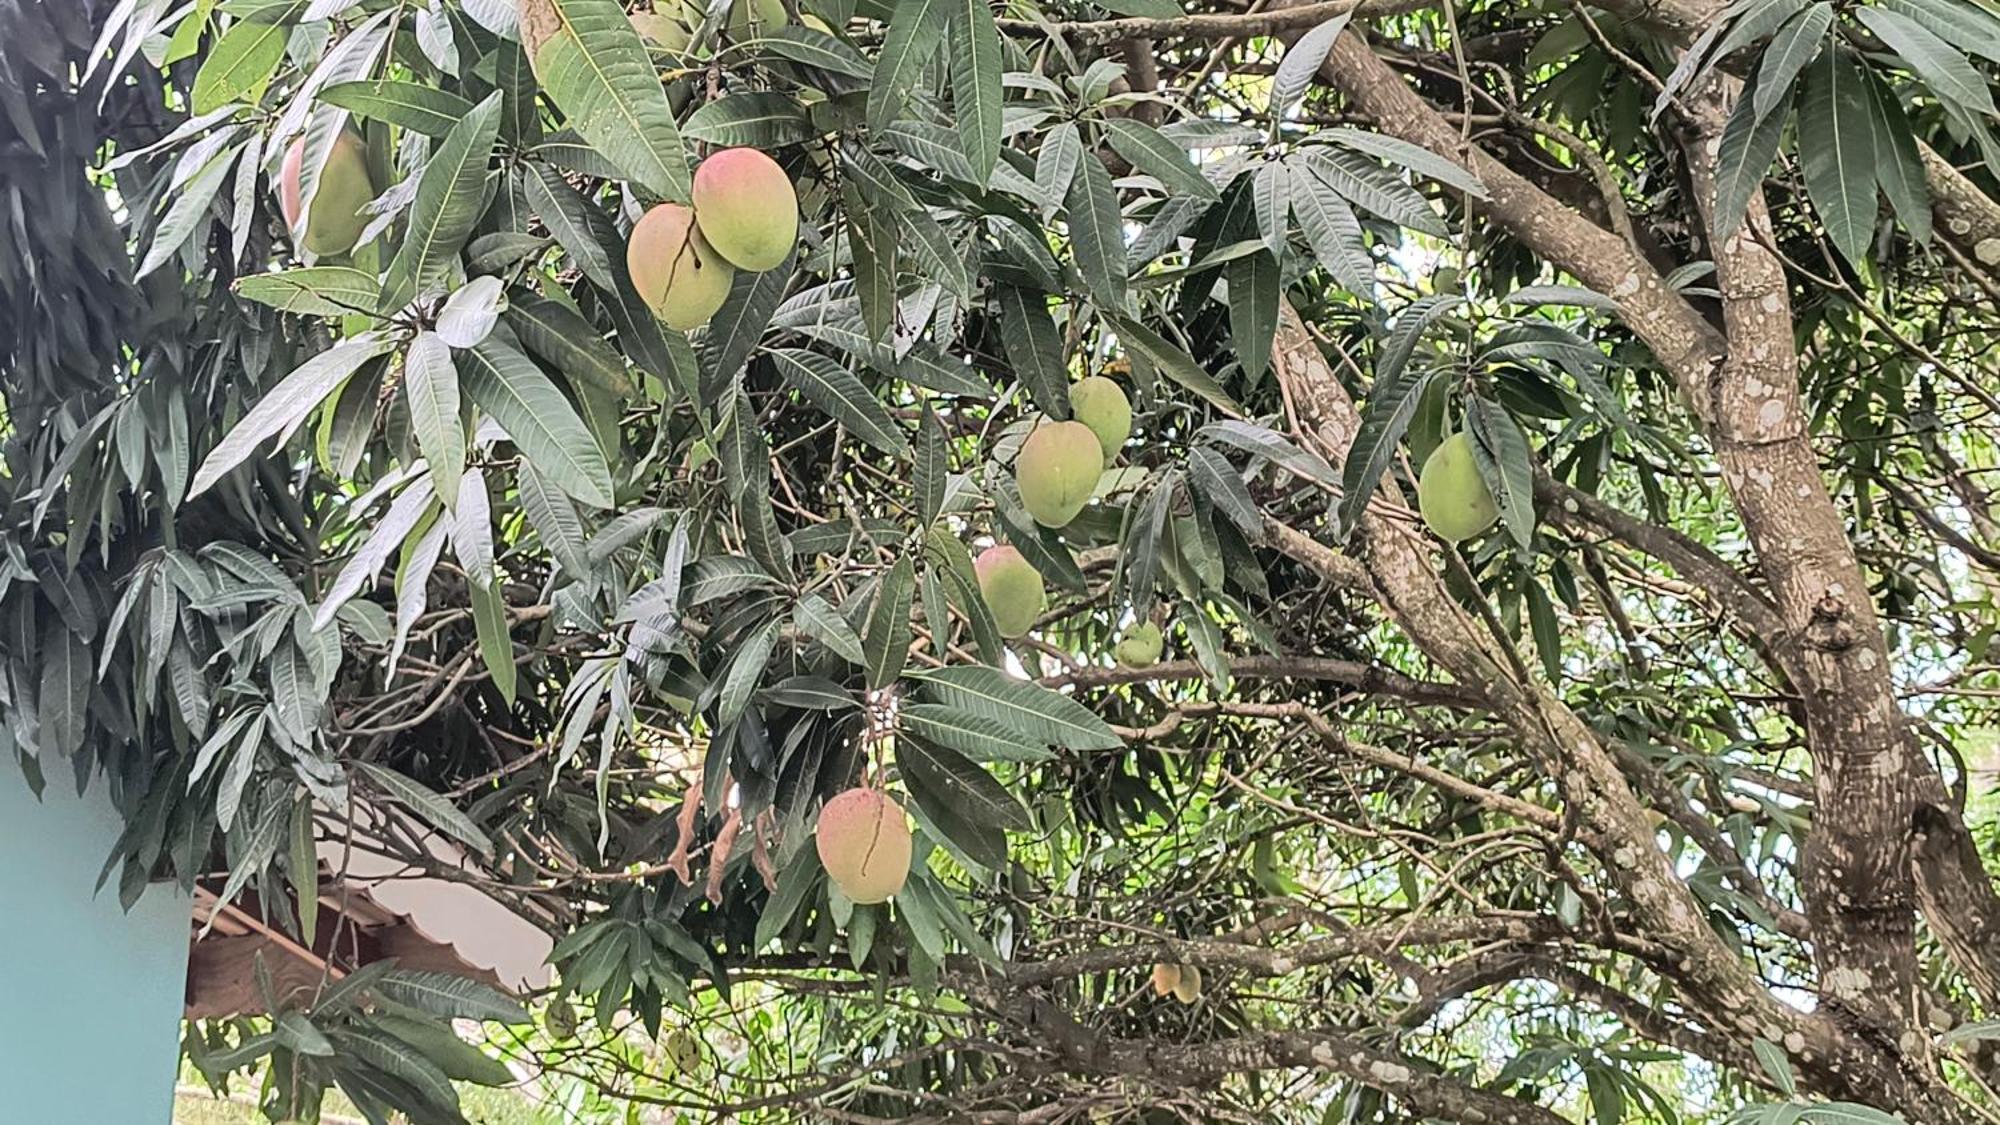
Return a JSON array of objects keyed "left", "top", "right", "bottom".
[{"left": 5, "top": 0, "right": 2000, "bottom": 1120}]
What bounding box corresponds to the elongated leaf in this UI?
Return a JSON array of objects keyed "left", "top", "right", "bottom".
[
  {"left": 1318, "top": 128, "right": 1488, "bottom": 199},
  {"left": 1753, "top": 4, "right": 1831, "bottom": 120},
  {"left": 404, "top": 333, "right": 465, "bottom": 508},
  {"left": 1713, "top": 82, "right": 1791, "bottom": 241},
  {"left": 717, "top": 618, "right": 780, "bottom": 727},
  {"left": 317, "top": 476, "right": 437, "bottom": 630},
  {"left": 233, "top": 266, "right": 382, "bottom": 317},
  {"left": 518, "top": 0, "right": 691, "bottom": 200},
  {"left": 1108, "top": 314, "right": 1238, "bottom": 412},
  {"left": 507, "top": 295, "right": 635, "bottom": 398},
  {"left": 1105, "top": 118, "right": 1219, "bottom": 200},
  {"left": 1864, "top": 67, "right": 1932, "bottom": 242},
  {"left": 995, "top": 286, "right": 1072, "bottom": 418},
  {"left": 1065, "top": 151, "right": 1129, "bottom": 307},
  {"left": 914, "top": 666, "right": 1122, "bottom": 749},
  {"left": 681, "top": 92, "right": 816, "bottom": 147},
  {"left": 357, "top": 762, "right": 495, "bottom": 856},
  {"left": 769, "top": 349, "right": 910, "bottom": 456},
  {"left": 1855, "top": 5, "right": 1996, "bottom": 116},
  {"left": 1338, "top": 364, "right": 1439, "bottom": 540},
  {"left": 460, "top": 337, "right": 616, "bottom": 507},
  {"left": 899, "top": 704, "right": 1052, "bottom": 762},
  {"left": 190, "top": 334, "right": 396, "bottom": 499},
  {"left": 1290, "top": 163, "right": 1375, "bottom": 296},
  {"left": 380, "top": 92, "right": 503, "bottom": 311},
  {"left": 863, "top": 557, "right": 916, "bottom": 690},
  {"left": 1306, "top": 149, "right": 1448, "bottom": 236},
  {"left": 320, "top": 80, "right": 474, "bottom": 137},
  {"left": 948, "top": 0, "right": 1003, "bottom": 182},
  {"left": 1798, "top": 46, "right": 1879, "bottom": 265},
  {"left": 373, "top": 969, "right": 530, "bottom": 1023},
  {"left": 1227, "top": 249, "right": 1280, "bottom": 379},
  {"left": 869, "top": 0, "right": 950, "bottom": 130},
  {"left": 1466, "top": 396, "right": 1535, "bottom": 550},
  {"left": 797, "top": 594, "right": 867, "bottom": 665},
  {"left": 1270, "top": 12, "right": 1352, "bottom": 118},
  {"left": 901, "top": 735, "right": 1030, "bottom": 832},
  {"left": 191, "top": 13, "right": 289, "bottom": 113}
]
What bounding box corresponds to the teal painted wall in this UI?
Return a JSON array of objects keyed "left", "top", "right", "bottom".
[{"left": 0, "top": 765, "right": 191, "bottom": 1123}]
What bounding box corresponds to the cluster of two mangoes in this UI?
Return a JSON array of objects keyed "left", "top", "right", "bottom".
[
  {"left": 628, "top": 147, "right": 799, "bottom": 330},
  {"left": 973, "top": 378, "right": 1165, "bottom": 657}
]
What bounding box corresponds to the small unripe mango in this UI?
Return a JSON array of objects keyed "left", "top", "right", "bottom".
[
  {"left": 1417, "top": 432, "right": 1498, "bottom": 543},
  {"left": 1171, "top": 964, "right": 1203, "bottom": 1004},
  {"left": 278, "top": 131, "right": 375, "bottom": 257},
  {"left": 628, "top": 203, "right": 735, "bottom": 331},
  {"left": 815, "top": 787, "right": 912, "bottom": 904},
  {"left": 691, "top": 148, "right": 798, "bottom": 272},
  {"left": 1015, "top": 420, "right": 1103, "bottom": 529},
  {"left": 974, "top": 544, "right": 1046, "bottom": 638},
  {"left": 1114, "top": 621, "right": 1162, "bottom": 668},
  {"left": 1070, "top": 376, "right": 1132, "bottom": 460},
  {"left": 1150, "top": 962, "right": 1180, "bottom": 997}
]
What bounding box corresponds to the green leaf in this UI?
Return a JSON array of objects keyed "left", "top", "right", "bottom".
[
  {"left": 325, "top": 1027, "right": 460, "bottom": 1113},
  {"left": 914, "top": 404, "right": 948, "bottom": 526},
  {"left": 1751, "top": 1037, "right": 1798, "bottom": 1097},
  {"left": 190, "top": 333, "right": 396, "bottom": 499},
  {"left": 1107, "top": 314, "right": 1238, "bottom": 412},
  {"left": 1290, "top": 162, "right": 1375, "bottom": 296},
  {"left": 1105, "top": 119, "right": 1219, "bottom": 200},
  {"left": 1226, "top": 249, "right": 1280, "bottom": 379},
  {"left": 469, "top": 568, "right": 518, "bottom": 705},
  {"left": 191, "top": 12, "right": 291, "bottom": 113},
  {"left": 1269, "top": 12, "right": 1352, "bottom": 119},
  {"left": 460, "top": 337, "right": 616, "bottom": 507},
  {"left": 769, "top": 349, "right": 910, "bottom": 456},
  {"left": 1318, "top": 128, "right": 1488, "bottom": 199},
  {"left": 1864, "top": 66, "right": 1932, "bottom": 241},
  {"left": 356, "top": 762, "right": 495, "bottom": 857},
  {"left": 681, "top": 92, "right": 816, "bottom": 147},
  {"left": 1713, "top": 81, "right": 1791, "bottom": 242},
  {"left": 1305, "top": 148, "right": 1448, "bottom": 236},
  {"left": 234, "top": 266, "right": 383, "bottom": 317},
  {"left": 1798, "top": 46, "right": 1880, "bottom": 265},
  {"left": 863, "top": 557, "right": 916, "bottom": 690},
  {"left": 138, "top": 148, "right": 234, "bottom": 279},
  {"left": 320, "top": 80, "right": 474, "bottom": 137},
  {"left": 373, "top": 969, "right": 531, "bottom": 1024},
  {"left": 1466, "top": 396, "right": 1536, "bottom": 550},
  {"left": 914, "top": 666, "right": 1122, "bottom": 750},
  {"left": 995, "top": 286, "right": 1072, "bottom": 418},
  {"left": 797, "top": 593, "right": 868, "bottom": 665},
  {"left": 290, "top": 793, "right": 319, "bottom": 945},
  {"left": 403, "top": 333, "right": 465, "bottom": 509},
  {"left": 1854, "top": 5, "right": 1996, "bottom": 116},
  {"left": 1065, "top": 150, "right": 1129, "bottom": 307},
  {"left": 717, "top": 617, "right": 780, "bottom": 727},
  {"left": 380, "top": 91, "right": 504, "bottom": 312},
  {"left": 868, "top": 0, "right": 950, "bottom": 130},
  {"left": 507, "top": 294, "right": 635, "bottom": 398},
  {"left": 759, "top": 26, "right": 875, "bottom": 78},
  {"left": 372, "top": 1015, "right": 514, "bottom": 1086},
  {"left": 1753, "top": 4, "right": 1831, "bottom": 120},
  {"left": 37, "top": 622, "right": 89, "bottom": 758},
  {"left": 901, "top": 736, "right": 1030, "bottom": 831},
  {"left": 519, "top": 0, "right": 691, "bottom": 200},
  {"left": 948, "top": 0, "right": 1003, "bottom": 182},
  {"left": 899, "top": 704, "right": 1053, "bottom": 762}
]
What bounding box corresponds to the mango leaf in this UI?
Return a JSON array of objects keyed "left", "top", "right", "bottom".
[
  {"left": 868, "top": 0, "right": 950, "bottom": 130},
  {"left": 319, "top": 79, "right": 474, "bottom": 137},
  {"left": 863, "top": 557, "right": 916, "bottom": 690},
  {"left": 460, "top": 337, "right": 616, "bottom": 508},
  {"left": 682, "top": 92, "right": 816, "bottom": 147},
  {"left": 948, "top": 0, "right": 1003, "bottom": 182},
  {"left": 913, "top": 666, "right": 1122, "bottom": 749},
  {"left": 769, "top": 348, "right": 910, "bottom": 456},
  {"left": 189, "top": 333, "right": 397, "bottom": 499},
  {"left": 1797, "top": 46, "right": 1879, "bottom": 265},
  {"left": 233, "top": 266, "right": 382, "bottom": 317},
  {"left": 518, "top": 0, "right": 691, "bottom": 200},
  {"left": 356, "top": 762, "right": 495, "bottom": 857},
  {"left": 995, "top": 286, "right": 1072, "bottom": 418},
  {"left": 380, "top": 91, "right": 504, "bottom": 312},
  {"left": 1106, "top": 118, "right": 1220, "bottom": 200}
]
